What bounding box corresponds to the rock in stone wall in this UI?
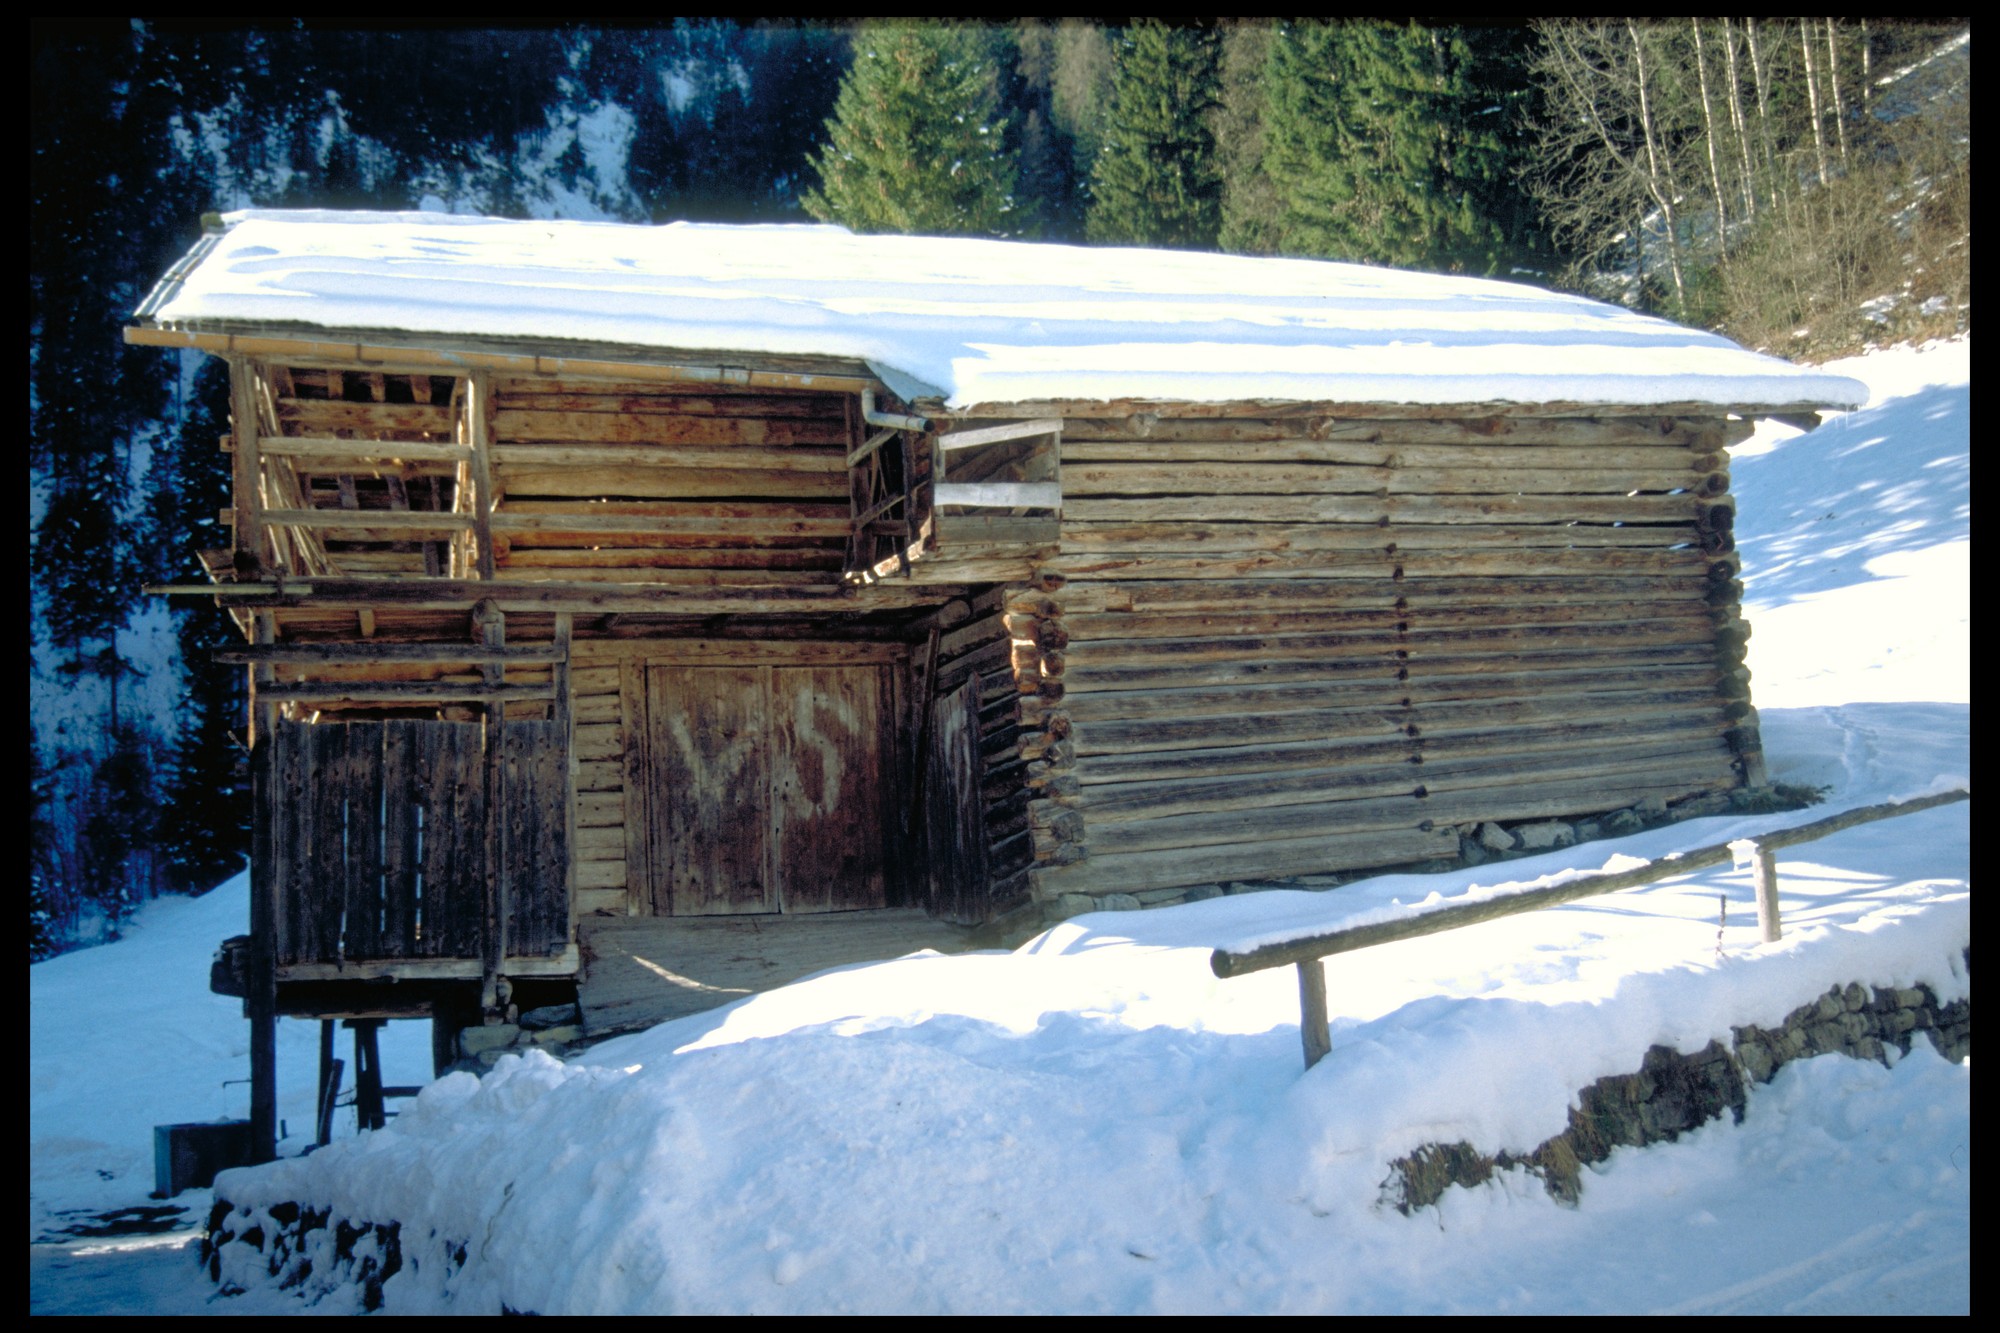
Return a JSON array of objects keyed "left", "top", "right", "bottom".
[{"left": 1385, "top": 970, "right": 1971, "bottom": 1213}]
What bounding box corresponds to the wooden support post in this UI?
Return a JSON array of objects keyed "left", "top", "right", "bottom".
[
  {"left": 1297, "top": 959, "right": 1332, "bottom": 1070},
  {"left": 315, "top": 1020, "right": 343, "bottom": 1147},
  {"left": 229, "top": 358, "right": 267, "bottom": 572},
  {"left": 467, "top": 372, "right": 499, "bottom": 581},
  {"left": 351, "top": 1020, "right": 386, "bottom": 1132},
  {"left": 554, "top": 612, "right": 576, "bottom": 952},
  {"left": 1751, "top": 842, "right": 1782, "bottom": 942},
  {"left": 476, "top": 599, "right": 507, "bottom": 1016},
  {"left": 247, "top": 610, "right": 280, "bottom": 1163}
]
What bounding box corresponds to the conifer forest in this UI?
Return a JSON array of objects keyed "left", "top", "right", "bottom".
[{"left": 28, "top": 19, "right": 1968, "bottom": 955}]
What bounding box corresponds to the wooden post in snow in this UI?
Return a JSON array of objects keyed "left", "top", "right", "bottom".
[
  {"left": 247, "top": 609, "right": 279, "bottom": 1162},
  {"left": 1297, "top": 960, "right": 1332, "bottom": 1070},
  {"left": 1750, "top": 842, "right": 1782, "bottom": 942}
]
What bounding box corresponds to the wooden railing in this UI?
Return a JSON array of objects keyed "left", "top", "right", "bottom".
[{"left": 1209, "top": 789, "right": 1971, "bottom": 1070}]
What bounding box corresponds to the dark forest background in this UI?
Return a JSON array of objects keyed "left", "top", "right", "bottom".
[{"left": 28, "top": 19, "right": 1968, "bottom": 956}]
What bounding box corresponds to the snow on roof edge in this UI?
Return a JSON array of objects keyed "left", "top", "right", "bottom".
[{"left": 146, "top": 210, "right": 1871, "bottom": 413}]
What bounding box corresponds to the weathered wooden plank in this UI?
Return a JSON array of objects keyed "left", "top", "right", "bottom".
[
  {"left": 494, "top": 441, "right": 844, "bottom": 470},
  {"left": 502, "top": 719, "right": 569, "bottom": 956},
  {"left": 305, "top": 724, "right": 350, "bottom": 964},
  {"left": 1036, "top": 825, "right": 1457, "bottom": 897},
  {"left": 1065, "top": 610, "right": 1715, "bottom": 649},
  {"left": 494, "top": 409, "right": 846, "bottom": 447},
  {"left": 490, "top": 384, "right": 847, "bottom": 416},
  {"left": 1063, "top": 641, "right": 1719, "bottom": 694},
  {"left": 490, "top": 511, "right": 852, "bottom": 540},
  {"left": 1057, "top": 574, "right": 1710, "bottom": 616},
  {"left": 496, "top": 467, "right": 849, "bottom": 501},
  {"left": 923, "top": 678, "right": 991, "bottom": 924},
  {"left": 273, "top": 721, "right": 312, "bottom": 965},
  {"left": 416, "top": 723, "right": 486, "bottom": 958},
  {"left": 1058, "top": 440, "right": 1713, "bottom": 469},
  {"left": 650, "top": 664, "right": 775, "bottom": 915},
  {"left": 1074, "top": 713, "right": 1732, "bottom": 787},
  {"left": 1072, "top": 687, "right": 1724, "bottom": 757},
  {"left": 1063, "top": 664, "right": 1721, "bottom": 725},
  {"left": 260, "top": 435, "right": 471, "bottom": 462},
  {"left": 216, "top": 642, "right": 564, "bottom": 665},
  {"left": 1085, "top": 763, "right": 1737, "bottom": 857},
  {"left": 771, "top": 665, "right": 891, "bottom": 914},
  {"left": 1061, "top": 462, "right": 1713, "bottom": 497},
  {"left": 500, "top": 547, "right": 844, "bottom": 571},
  {"left": 1055, "top": 520, "right": 1701, "bottom": 555},
  {"left": 340, "top": 723, "right": 385, "bottom": 961},
  {"left": 577, "top": 859, "right": 628, "bottom": 891},
  {"left": 575, "top": 825, "right": 626, "bottom": 857},
  {"left": 574, "top": 721, "right": 624, "bottom": 762},
  {"left": 573, "top": 639, "right": 910, "bottom": 666},
  {"left": 379, "top": 721, "right": 420, "bottom": 958},
  {"left": 277, "top": 400, "right": 456, "bottom": 436}
]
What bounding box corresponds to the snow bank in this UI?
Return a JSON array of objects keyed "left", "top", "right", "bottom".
[
  {"left": 31, "top": 339, "right": 1965, "bottom": 1314},
  {"left": 148, "top": 210, "right": 1869, "bottom": 411}
]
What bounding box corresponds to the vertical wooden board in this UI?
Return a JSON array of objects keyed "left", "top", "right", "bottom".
[
  {"left": 341, "top": 722, "right": 385, "bottom": 961},
  {"left": 416, "top": 722, "right": 486, "bottom": 958},
  {"left": 648, "top": 665, "right": 775, "bottom": 915},
  {"left": 503, "top": 720, "right": 570, "bottom": 956},
  {"left": 379, "top": 721, "right": 420, "bottom": 958},
  {"left": 924, "top": 678, "right": 991, "bottom": 924},
  {"left": 619, "top": 660, "right": 648, "bottom": 916},
  {"left": 272, "top": 721, "right": 311, "bottom": 965},
  {"left": 306, "top": 724, "right": 350, "bottom": 964},
  {"left": 772, "top": 665, "right": 890, "bottom": 914}
]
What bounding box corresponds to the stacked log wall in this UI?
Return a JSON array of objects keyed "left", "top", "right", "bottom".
[
  {"left": 1003, "top": 410, "right": 1756, "bottom": 906},
  {"left": 924, "top": 588, "right": 1036, "bottom": 918}
]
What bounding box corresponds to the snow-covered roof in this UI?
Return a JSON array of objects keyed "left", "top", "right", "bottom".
[{"left": 141, "top": 209, "right": 1868, "bottom": 412}]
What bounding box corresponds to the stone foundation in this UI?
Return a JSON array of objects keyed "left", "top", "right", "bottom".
[{"left": 1382, "top": 969, "right": 1971, "bottom": 1213}]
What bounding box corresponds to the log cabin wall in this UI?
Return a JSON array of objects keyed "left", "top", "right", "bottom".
[
  {"left": 984, "top": 407, "right": 1759, "bottom": 908},
  {"left": 228, "top": 357, "right": 1031, "bottom": 934}
]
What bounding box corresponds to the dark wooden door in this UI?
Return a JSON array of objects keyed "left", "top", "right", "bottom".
[
  {"left": 648, "top": 665, "right": 773, "bottom": 916},
  {"left": 647, "top": 662, "right": 891, "bottom": 916}
]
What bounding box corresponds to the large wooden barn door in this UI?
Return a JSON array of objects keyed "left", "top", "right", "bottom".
[{"left": 645, "top": 663, "right": 890, "bottom": 916}]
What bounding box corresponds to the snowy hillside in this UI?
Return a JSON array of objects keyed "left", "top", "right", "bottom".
[{"left": 29, "top": 339, "right": 1969, "bottom": 1314}]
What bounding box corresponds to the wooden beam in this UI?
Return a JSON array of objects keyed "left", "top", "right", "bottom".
[
  {"left": 230, "top": 358, "right": 267, "bottom": 570},
  {"left": 467, "top": 371, "right": 498, "bottom": 581},
  {"left": 259, "top": 436, "right": 472, "bottom": 462},
  {"left": 935, "top": 482, "right": 1062, "bottom": 509},
  {"left": 247, "top": 610, "right": 278, "bottom": 1163},
  {"left": 215, "top": 643, "right": 565, "bottom": 665},
  {"left": 255, "top": 682, "right": 556, "bottom": 704},
  {"left": 258, "top": 509, "right": 475, "bottom": 532},
  {"left": 936, "top": 418, "right": 1063, "bottom": 451}
]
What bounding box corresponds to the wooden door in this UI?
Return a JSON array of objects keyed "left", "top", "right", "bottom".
[
  {"left": 646, "top": 661, "right": 891, "bottom": 916},
  {"left": 648, "top": 665, "right": 774, "bottom": 916}
]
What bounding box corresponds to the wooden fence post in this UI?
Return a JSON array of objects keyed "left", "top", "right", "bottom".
[
  {"left": 1751, "top": 842, "right": 1783, "bottom": 942},
  {"left": 1297, "top": 959, "right": 1332, "bottom": 1070}
]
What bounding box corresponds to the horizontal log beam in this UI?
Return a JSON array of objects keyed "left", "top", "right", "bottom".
[
  {"left": 255, "top": 681, "right": 556, "bottom": 703},
  {"left": 214, "top": 643, "right": 565, "bottom": 665}
]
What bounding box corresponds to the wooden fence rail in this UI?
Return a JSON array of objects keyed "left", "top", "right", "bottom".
[{"left": 1209, "top": 788, "right": 1971, "bottom": 1069}]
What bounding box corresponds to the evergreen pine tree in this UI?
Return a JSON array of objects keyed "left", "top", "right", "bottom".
[
  {"left": 1263, "top": 22, "right": 1539, "bottom": 274},
  {"left": 802, "top": 23, "right": 1021, "bottom": 237},
  {"left": 1085, "top": 22, "right": 1223, "bottom": 249},
  {"left": 143, "top": 358, "right": 249, "bottom": 895}
]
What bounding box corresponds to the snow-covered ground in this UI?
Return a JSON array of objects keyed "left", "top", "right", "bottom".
[{"left": 29, "top": 339, "right": 1968, "bottom": 1315}]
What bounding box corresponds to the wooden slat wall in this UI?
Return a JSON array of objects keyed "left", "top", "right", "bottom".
[
  {"left": 1003, "top": 411, "right": 1754, "bottom": 904},
  {"left": 487, "top": 377, "right": 852, "bottom": 582},
  {"left": 920, "top": 591, "right": 1035, "bottom": 922}
]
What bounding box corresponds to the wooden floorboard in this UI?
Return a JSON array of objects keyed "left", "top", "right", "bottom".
[{"left": 576, "top": 909, "right": 982, "bottom": 1036}]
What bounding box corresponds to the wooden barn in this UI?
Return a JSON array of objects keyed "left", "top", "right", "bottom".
[{"left": 128, "top": 211, "right": 1865, "bottom": 1154}]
